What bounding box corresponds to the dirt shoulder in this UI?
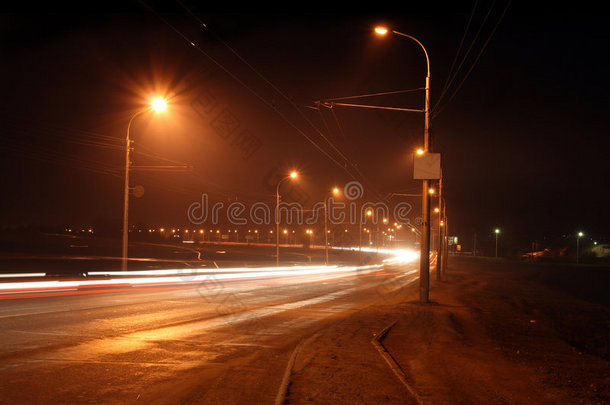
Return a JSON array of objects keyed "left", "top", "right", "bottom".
[{"left": 285, "top": 257, "right": 609, "bottom": 404}]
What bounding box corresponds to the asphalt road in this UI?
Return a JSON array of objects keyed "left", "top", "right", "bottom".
[{"left": 0, "top": 248, "right": 419, "bottom": 404}]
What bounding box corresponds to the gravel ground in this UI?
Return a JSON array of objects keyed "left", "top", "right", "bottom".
[{"left": 285, "top": 256, "right": 609, "bottom": 404}]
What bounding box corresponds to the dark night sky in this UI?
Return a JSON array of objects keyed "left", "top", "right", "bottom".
[{"left": 1, "top": 3, "right": 608, "bottom": 252}]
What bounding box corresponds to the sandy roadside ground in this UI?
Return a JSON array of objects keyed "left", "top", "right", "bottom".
[{"left": 284, "top": 256, "right": 609, "bottom": 404}]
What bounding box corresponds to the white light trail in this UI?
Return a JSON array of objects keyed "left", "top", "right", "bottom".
[
  {"left": 0, "top": 247, "right": 419, "bottom": 295},
  {"left": 0, "top": 263, "right": 383, "bottom": 293}
]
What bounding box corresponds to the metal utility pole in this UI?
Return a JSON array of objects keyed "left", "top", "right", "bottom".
[
  {"left": 436, "top": 177, "right": 443, "bottom": 281},
  {"left": 122, "top": 109, "right": 146, "bottom": 272},
  {"left": 442, "top": 216, "right": 448, "bottom": 275},
  {"left": 275, "top": 172, "right": 297, "bottom": 266},
  {"left": 473, "top": 232, "right": 477, "bottom": 257},
  {"left": 420, "top": 57, "right": 432, "bottom": 303},
  {"left": 324, "top": 201, "right": 329, "bottom": 265},
  {"left": 321, "top": 28, "right": 434, "bottom": 303},
  {"left": 383, "top": 29, "right": 432, "bottom": 303},
  {"left": 122, "top": 98, "right": 168, "bottom": 272},
  {"left": 576, "top": 237, "right": 579, "bottom": 264}
]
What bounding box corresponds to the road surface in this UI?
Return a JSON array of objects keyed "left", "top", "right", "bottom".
[{"left": 0, "top": 248, "right": 419, "bottom": 404}]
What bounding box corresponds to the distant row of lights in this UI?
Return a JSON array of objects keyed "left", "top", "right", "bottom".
[
  {"left": 65, "top": 228, "right": 94, "bottom": 233},
  {"left": 64, "top": 226, "right": 416, "bottom": 235}
]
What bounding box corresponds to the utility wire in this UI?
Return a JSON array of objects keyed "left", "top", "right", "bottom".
[
  {"left": 323, "top": 88, "right": 425, "bottom": 102},
  {"left": 139, "top": 2, "right": 359, "bottom": 182},
  {"left": 156, "top": 2, "right": 385, "bottom": 200},
  {"left": 439, "top": 0, "right": 479, "bottom": 102},
  {"left": 318, "top": 104, "right": 384, "bottom": 199},
  {"left": 433, "top": 0, "right": 496, "bottom": 114},
  {"left": 433, "top": 0, "right": 511, "bottom": 119}
]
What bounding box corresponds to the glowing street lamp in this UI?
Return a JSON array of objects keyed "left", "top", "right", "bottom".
[
  {"left": 151, "top": 97, "right": 167, "bottom": 112},
  {"left": 494, "top": 228, "right": 500, "bottom": 258},
  {"left": 366, "top": 210, "right": 374, "bottom": 250},
  {"left": 374, "top": 27, "right": 388, "bottom": 35},
  {"left": 276, "top": 171, "right": 298, "bottom": 266},
  {"left": 122, "top": 96, "right": 168, "bottom": 271},
  {"left": 306, "top": 229, "right": 314, "bottom": 246}
]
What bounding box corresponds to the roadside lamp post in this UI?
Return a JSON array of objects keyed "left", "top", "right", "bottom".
[
  {"left": 436, "top": 172, "right": 444, "bottom": 277},
  {"left": 122, "top": 97, "right": 167, "bottom": 272},
  {"left": 306, "top": 229, "right": 314, "bottom": 247},
  {"left": 366, "top": 208, "right": 373, "bottom": 245},
  {"left": 494, "top": 228, "right": 500, "bottom": 258},
  {"left": 382, "top": 218, "right": 389, "bottom": 247},
  {"left": 576, "top": 231, "right": 584, "bottom": 264},
  {"left": 364, "top": 209, "right": 379, "bottom": 259},
  {"left": 375, "top": 27, "right": 432, "bottom": 303},
  {"left": 432, "top": 207, "right": 440, "bottom": 251},
  {"left": 324, "top": 187, "right": 340, "bottom": 265},
  {"left": 276, "top": 171, "right": 297, "bottom": 266},
  {"left": 411, "top": 226, "right": 421, "bottom": 244}
]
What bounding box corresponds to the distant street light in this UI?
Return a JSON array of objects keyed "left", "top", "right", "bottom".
[
  {"left": 433, "top": 204, "right": 441, "bottom": 279},
  {"left": 306, "top": 229, "right": 314, "bottom": 246},
  {"left": 494, "top": 228, "right": 500, "bottom": 258},
  {"left": 577, "top": 231, "right": 584, "bottom": 264},
  {"left": 366, "top": 209, "right": 374, "bottom": 251},
  {"left": 376, "top": 26, "right": 432, "bottom": 303},
  {"left": 324, "top": 187, "right": 340, "bottom": 265},
  {"left": 276, "top": 171, "right": 297, "bottom": 266},
  {"left": 122, "top": 97, "right": 167, "bottom": 272}
]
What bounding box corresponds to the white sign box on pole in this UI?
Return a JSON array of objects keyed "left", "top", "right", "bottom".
[{"left": 413, "top": 153, "right": 441, "bottom": 179}]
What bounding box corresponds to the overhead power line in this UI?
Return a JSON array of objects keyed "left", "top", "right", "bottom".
[
  {"left": 439, "top": 0, "right": 480, "bottom": 103},
  {"left": 433, "top": 0, "right": 512, "bottom": 119},
  {"left": 138, "top": 1, "right": 384, "bottom": 200}
]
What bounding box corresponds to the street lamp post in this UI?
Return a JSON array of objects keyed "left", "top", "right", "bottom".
[
  {"left": 122, "top": 97, "right": 166, "bottom": 272},
  {"left": 276, "top": 171, "right": 297, "bottom": 266},
  {"left": 494, "top": 228, "right": 500, "bottom": 258},
  {"left": 576, "top": 231, "right": 584, "bottom": 264},
  {"left": 441, "top": 202, "right": 448, "bottom": 275},
  {"left": 382, "top": 218, "right": 389, "bottom": 248},
  {"left": 365, "top": 207, "right": 373, "bottom": 245},
  {"left": 436, "top": 171, "right": 445, "bottom": 279},
  {"left": 376, "top": 27, "right": 432, "bottom": 303},
  {"left": 410, "top": 225, "right": 422, "bottom": 246},
  {"left": 324, "top": 187, "right": 339, "bottom": 265},
  {"left": 434, "top": 204, "right": 442, "bottom": 281}
]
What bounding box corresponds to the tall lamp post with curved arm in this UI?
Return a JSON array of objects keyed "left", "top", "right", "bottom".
[
  {"left": 276, "top": 171, "right": 297, "bottom": 266},
  {"left": 122, "top": 97, "right": 167, "bottom": 272},
  {"left": 375, "top": 27, "right": 432, "bottom": 303}
]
